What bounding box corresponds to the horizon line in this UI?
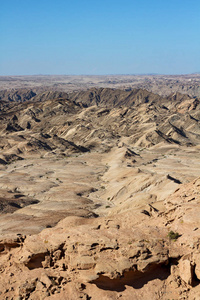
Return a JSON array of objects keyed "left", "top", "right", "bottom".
[{"left": 0, "top": 72, "right": 200, "bottom": 77}]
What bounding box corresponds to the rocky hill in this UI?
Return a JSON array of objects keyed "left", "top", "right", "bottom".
[
  {"left": 0, "top": 89, "right": 68, "bottom": 103},
  {"left": 0, "top": 89, "right": 36, "bottom": 102},
  {"left": 0, "top": 88, "right": 200, "bottom": 299}
]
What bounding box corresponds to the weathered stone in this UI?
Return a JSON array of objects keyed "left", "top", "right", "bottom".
[
  {"left": 40, "top": 273, "right": 52, "bottom": 289},
  {"left": 179, "top": 258, "right": 193, "bottom": 285}
]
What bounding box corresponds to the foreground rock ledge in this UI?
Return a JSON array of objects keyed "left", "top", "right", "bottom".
[{"left": 0, "top": 178, "right": 199, "bottom": 299}]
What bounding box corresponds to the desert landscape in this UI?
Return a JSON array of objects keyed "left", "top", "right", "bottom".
[
  {"left": 1, "top": 74, "right": 200, "bottom": 98},
  {"left": 0, "top": 75, "right": 200, "bottom": 299}
]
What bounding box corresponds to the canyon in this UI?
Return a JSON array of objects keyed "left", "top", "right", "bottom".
[{"left": 0, "top": 76, "right": 200, "bottom": 299}]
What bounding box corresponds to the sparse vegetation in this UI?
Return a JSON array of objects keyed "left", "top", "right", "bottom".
[{"left": 167, "top": 230, "right": 180, "bottom": 240}]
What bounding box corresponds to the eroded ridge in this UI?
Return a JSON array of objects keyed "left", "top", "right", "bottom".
[{"left": 0, "top": 87, "right": 200, "bottom": 299}]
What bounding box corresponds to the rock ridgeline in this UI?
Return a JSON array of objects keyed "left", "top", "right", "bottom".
[
  {"left": 0, "top": 86, "right": 196, "bottom": 106},
  {"left": 0, "top": 88, "right": 199, "bottom": 159}
]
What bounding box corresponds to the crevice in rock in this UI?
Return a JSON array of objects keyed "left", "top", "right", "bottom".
[
  {"left": 25, "top": 253, "right": 46, "bottom": 270},
  {"left": 167, "top": 174, "right": 182, "bottom": 184},
  {"left": 169, "top": 122, "right": 187, "bottom": 138},
  {"left": 193, "top": 265, "right": 200, "bottom": 287},
  {"left": 155, "top": 129, "right": 181, "bottom": 144},
  {"left": 0, "top": 242, "right": 21, "bottom": 252},
  {"left": 91, "top": 264, "right": 170, "bottom": 292}
]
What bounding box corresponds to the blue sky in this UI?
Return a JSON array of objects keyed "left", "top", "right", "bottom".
[{"left": 0, "top": 0, "right": 200, "bottom": 75}]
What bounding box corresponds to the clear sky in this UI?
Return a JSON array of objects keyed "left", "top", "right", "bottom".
[{"left": 0, "top": 0, "right": 200, "bottom": 75}]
